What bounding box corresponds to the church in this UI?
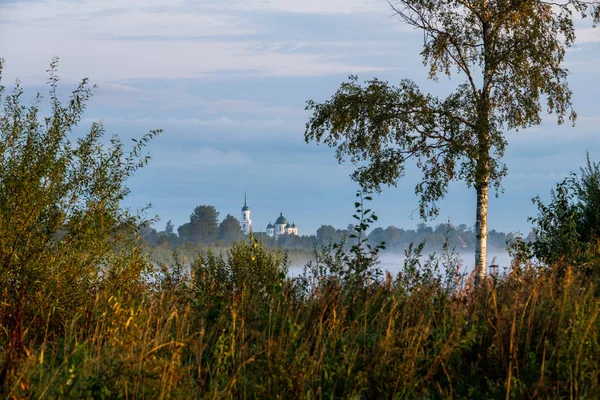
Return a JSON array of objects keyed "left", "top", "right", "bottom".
[
  {"left": 240, "top": 194, "right": 252, "bottom": 234},
  {"left": 240, "top": 194, "right": 298, "bottom": 237},
  {"left": 266, "top": 213, "right": 298, "bottom": 237}
]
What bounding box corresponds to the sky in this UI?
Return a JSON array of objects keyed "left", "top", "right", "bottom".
[{"left": 1, "top": 0, "right": 599, "bottom": 236}]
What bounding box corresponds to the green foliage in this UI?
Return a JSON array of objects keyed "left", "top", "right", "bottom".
[
  {"left": 306, "top": 76, "right": 495, "bottom": 219},
  {"left": 315, "top": 224, "right": 339, "bottom": 244},
  {"left": 299, "top": 192, "right": 384, "bottom": 294},
  {"left": 0, "top": 58, "right": 159, "bottom": 384},
  {"left": 192, "top": 233, "right": 288, "bottom": 300},
  {"left": 526, "top": 153, "right": 600, "bottom": 269},
  {"left": 218, "top": 214, "right": 244, "bottom": 244},
  {"left": 573, "top": 153, "right": 600, "bottom": 242},
  {"left": 165, "top": 219, "right": 174, "bottom": 235},
  {"left": 227, "top": 234, "right": 288, "bottom": 293},
  {"left": 178, "top": 204, "right": 219, "bottom": 244}
]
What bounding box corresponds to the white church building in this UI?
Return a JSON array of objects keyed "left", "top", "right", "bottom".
[
  {"left": 239, "top": 194, "right": 298, "bottom": 237},
  {"left": 240, "top": 193, "right": 252, "bottom": 234},
  {"left": 266, "top": 213, "right": 298, "bottom": 237}
]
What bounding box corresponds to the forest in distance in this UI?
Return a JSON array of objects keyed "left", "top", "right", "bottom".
[{"left": 139, "top": 206, "right": 524, "bottom": 254}]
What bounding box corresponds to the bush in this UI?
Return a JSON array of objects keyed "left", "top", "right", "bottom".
[
  {"left": 0, "top": 58, "right": 159, "bottom": 384},
  {"left": 192, "top": 234, "right": 288, "bottom": 301},
  {"left": 527, "top": 153, "right": 600, "bottom": 271}
]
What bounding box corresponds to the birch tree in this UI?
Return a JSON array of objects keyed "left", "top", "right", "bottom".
[{"left": 305, "top": 0, "right": 598, "bottom": 280}]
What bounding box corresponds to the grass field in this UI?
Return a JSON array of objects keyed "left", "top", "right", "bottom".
[{"left": 3, "top": 235, "right": 600, "bottom": 399}]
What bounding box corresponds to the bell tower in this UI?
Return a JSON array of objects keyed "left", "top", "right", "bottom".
[{"left": 241, "top": 190, "right": 252, "bottom": 234}]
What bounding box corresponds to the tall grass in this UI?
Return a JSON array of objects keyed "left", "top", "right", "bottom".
[{"left": 3, "top": 236, "right": 600, "bottom": 399}]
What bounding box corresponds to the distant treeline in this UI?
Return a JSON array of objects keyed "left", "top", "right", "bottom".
[{"left": 140, "top": 204, "right": 524, "bottom": 252}]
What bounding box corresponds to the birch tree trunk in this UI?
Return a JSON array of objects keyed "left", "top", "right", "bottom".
[
  {"left": 475, "top": 179, "right": 488, "bottom": 282},
  {"left": 475, "top": 13, "right": 491, "bottom": 283}
]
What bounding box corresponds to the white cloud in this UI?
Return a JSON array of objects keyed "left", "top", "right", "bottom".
[
  {"left": 97, "top": 82, "right": 154, "bottom": 94},
  {"left": 0, "top": 1, "right": 260, "bottom": 41},
  {"left": 81, "top": 115, "right": 303, "bottom": 139},
  {"left": 0, "top": 0, "right": 392, "bottom": 83},
  {"left": 206, "top": 0, "right": 388, "bottom": 15},
  {"left": 92, "top": 84, "right": 267, "bottom": 112},
  {"left": 579, "top": 116, "right": 600, "bottom": 124},
  {"left": 2, "top": 38, "right": 387, "bottom": 82},
  {"left": 576, "top": 28, "right": 600, "bottom": 44},
  {"left": 82, "top": 116, "right": 232, "bottom": 127},
  {"left": 158, "top": 147, "right": 252, "bottom": 167}
]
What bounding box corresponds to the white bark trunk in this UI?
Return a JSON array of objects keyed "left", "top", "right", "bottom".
[
  {"left": 475, "top": 180, "right": 488, "bottom": 282},
  {"left": 476, "top": 5, "right": 491, "bottom": 284}
]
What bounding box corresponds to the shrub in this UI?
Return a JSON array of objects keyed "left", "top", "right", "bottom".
[
  {"left": 527, "top": 153, "right": 600, "bottom": 271},
  {"left": 0, "top": 58, "right": 159, "bottom": 384}
]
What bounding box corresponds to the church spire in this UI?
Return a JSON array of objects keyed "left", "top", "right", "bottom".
[
  {"left": 241, "top": 191, "right": 250, "bottom": 212},
  {"left": 241, "top": 190, "right": 252, "bottom": 234}
]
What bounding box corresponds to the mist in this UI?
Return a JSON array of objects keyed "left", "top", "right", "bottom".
[{"left": 288, "top": 250, "right": 513, "bottom": 278}]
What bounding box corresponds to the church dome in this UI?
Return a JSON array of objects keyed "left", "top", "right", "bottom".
[
  {"left": 285, "top": 223, "right": 292, "bottom": 229},
  {"left": 275, "top": 213, "right": 288, "bottom": 225},
  {"left": 266, "top": 222, "right": 274, "bottom": 229},
  {"left": 242, "top": 205, "right": 250, "bottom": 211},
  {"left": 291, "top": 222, "right": 296, "bottom": 228}
]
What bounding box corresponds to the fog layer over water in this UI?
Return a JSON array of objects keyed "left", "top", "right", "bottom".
[{"left": 288, "top": 251, "right": 513, "bottom": 278}]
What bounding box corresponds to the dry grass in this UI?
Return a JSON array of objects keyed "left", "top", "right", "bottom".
[{"left": 3, "top": 244, "right": 600, "bottom": 399}]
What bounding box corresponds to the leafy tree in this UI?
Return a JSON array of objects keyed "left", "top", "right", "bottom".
[
  {"left": 140, "top": 225, "right": 159, "bottom": 245},
  {"left": 384, "top": 226, "right": 404, "bottom": 247},
  {"left": 435, "top": 223, "right": 449, "bottom": 235},
  {"left": 573, "top": 153, "right": 600, "bottom": 242},
  {"left": 157, "top": 234, "right": 170, "bottom": 247},
  {"left": 165, "top": 219, "right": 174, "bottom": 235},
  {"left": 368, "top": 227, "right": 386, "bottom": 247},
  {"left": 276, "top": 234, "right": 315, "bottom": 249},
  {"left": 528, "top": 153, "right": 600, "bottom": 266},
  {"left": 179, "top": 205, "right": 219, "bottom": 244},
  {"left": 218, "top": 214, "right": 244, "bottom": 244},
  {"left": 177, "top": 222, "right": 192, "bottom": 242},
  {"left": 305, "top": 0, "right": 599, "bottom": 280},
  {"left": 417, "top": 223, "right": 434, "bottom": 235},
  {"left": 316, "top": 224, "right": 339, "bottom": 245},
  {"left": 160, "top": 219, "right": 181, "bottom": 246},
  {"left": 457, "top": 224, "right": 469, "bottom": 235},
  {"left": 0, "top": 58, "right": 159, "bottom": 374}
]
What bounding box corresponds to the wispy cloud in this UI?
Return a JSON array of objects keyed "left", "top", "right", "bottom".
[
  {"left": 93, "top": 84, "right": 267, "bottom": 112},
  {"left": 156, "top": 147, "right": 252, "bottom": 167},
  {"left": 192, "top": 147, "right": 252, "bottom": 166},
  {"left": 0, "top": 0, "right": 394, "bottom": 83},
  {"left": 83, "top": 116, "right": 234, "bottom": 128},
  {"left": 576, "top": 28, "right": 600, "bottom": 44},
  {"left": 82, "top": 115, "right": 303, "bottom": 140},
  {"left": 205, "top": 0, "right": 389, "bottom": 15}
]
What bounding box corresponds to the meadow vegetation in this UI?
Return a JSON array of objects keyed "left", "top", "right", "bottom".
[{"left": 2, "top": 62, "right": 600, "bottom": 399}]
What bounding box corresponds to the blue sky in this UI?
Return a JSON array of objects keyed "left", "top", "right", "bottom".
[{"left": 1, "top": 0, "right": 599, "bottom": 236}]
